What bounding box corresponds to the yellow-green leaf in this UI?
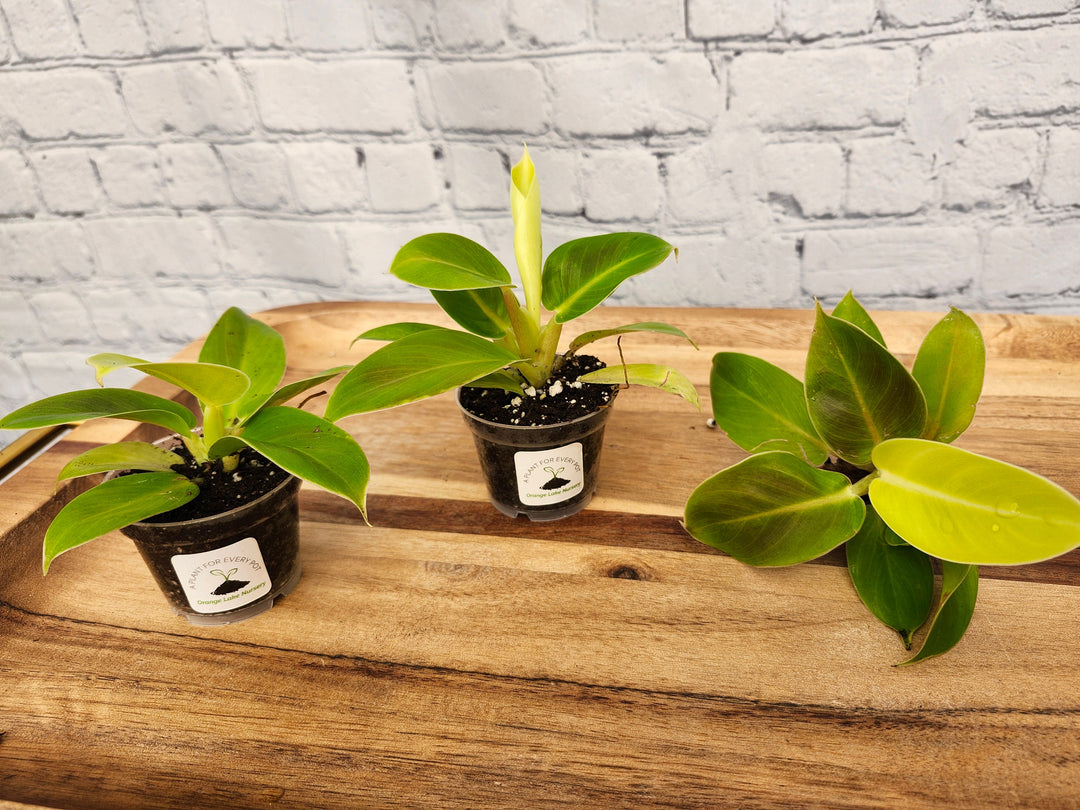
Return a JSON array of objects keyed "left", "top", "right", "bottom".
[
  {"left": 870, "top": 438, "right": 1080, "bottom": 564},
  {"left": 58, "top": 442, "right": 183, "bottom": 480},
  {"left": 199, "top": 307, "right": 286, "bottom": 423},
  {"left": 912, "top": 308, "right": 985, "bottom": 443},
  {"left": 832, "top": 291, "right": 886, "bottom": 346},
  {"left": 511, "top": 145, "right": 543, "bottom": 322},
  {"left": 579, "top": 363, "right": 700, "bottom": 409},
  {"left": 390, "top": 233, "right": 512, "bottom": 291}
]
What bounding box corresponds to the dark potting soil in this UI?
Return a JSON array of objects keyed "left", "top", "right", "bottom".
[
  {"left": 137, "top": 444, "right": 290, "bottom": 523},
  {"left": 458, "top": 354, "right": 619, "bottom": 426}
]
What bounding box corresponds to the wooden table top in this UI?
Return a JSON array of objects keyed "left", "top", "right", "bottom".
[{"left": 2, "top": 301, "right": 1079, "bottom": 809}]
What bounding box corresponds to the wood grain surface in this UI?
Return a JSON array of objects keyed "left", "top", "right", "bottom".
[{"left": 2, "top": 302, "right": 1079, "bottom": 809}]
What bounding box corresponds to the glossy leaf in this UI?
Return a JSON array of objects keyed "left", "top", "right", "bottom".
[
  {"left": 58, "top": 442, "right": 184, "bottom": 480},
  {"left": 567, "top": 321, "right": 698, "bottom": 354},
  {"left": 199, "top": 306, "right": 287, "bottom": 423},
  {"left": 465, "top": 369, "right": 525, "bottom": 393},
  {"left": 899, "top": 561, "right": 978, "bottom": 666},
  {"left": 390, "top": 233, "right": 512, "bottom": 291},
  {"left": 87, "top": 355, "right": 250, "bottom": 409},
  {"left": 43, "top": 472, "right": 199, "bottom": 573},
  {"left": 846, "top": 507, "right": 934, "bottom": 647},
  {"left": 325, "top": 328, "right": 520, "bottom": 419},
  {"left": 870, "top": 438, "right": 1080, "bottom": 564},
  {"left": 710, "top": 352, "right": 830, "bottom": 466},
  {"left": 432, "top": 286, "right": 513, "bottom": 339},
  {"left": 542, "top": 233, "right": 677, "bottom": 323},
  {"left": 832, "top": 291, "right": 886, "bottom": 346},
  {"left": 805, "top": 304, "right": 927, "bottom": 466},
  {"left": 352, "top": 323, "right": 444, "bottom": 343},
  {"left": 913, "top": 308, "right": 985, "bottom": 443},
  {"left": 239, "top": 406, "right": 369, "bottom": 520},
  {"left": 684, "top": 452, "right": 865, "bottom": 566},
  {"left": 579, "top": 364, "right": 700, "bottom": 409},
  {"left": 511, "top": 146, "right": 543, "bottom": 321},
  {"left": 261, "top": 367, "right": 349, "bottom": 411},
  {"left": 0, "top": 388, "right": 196, "bottom": 436}
]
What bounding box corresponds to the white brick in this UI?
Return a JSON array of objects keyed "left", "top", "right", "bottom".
[
  {"left": 159, "top": 143, "right": 233, "bottom": 209},
  {"left": 943, "top": 129, "right": 1039, "bottom": 209},
  {"left": 245, "top": 58, "right": 417, "bottom": 133},
  {"left": 762, "top": 142, "right": 844, "bottom": 218},
  {"left": 686, "top": 0, "right": 774, "bottom": 38},
  {"left": 985, "top": 224, "right": 1080, "bottom": 297},
  {"left": 988, "top": 0, "right": 1077, "bottom": 17},
  {"left": 84, "top": 288, "right": 135, "bottom": 344},
  {"left": 666, "top": 132, "right": 767, "bottom": 225},
  {"left": 5, "top": 0, "right": 81, "bottom": 60},
  {"left": 880, "top": 0, "right": 972, "bottom": 26},
  {"left": 2, "top": 69, "right": 126, "bottom": 139},
  {"left": 87, "top": 216, "right": 222, "bottom": 279},
  {"left": 582, "top": 151, "right": 660, "bottom": 222},
  {"left": 207, "top": 0, "right": 287, "bottom": 48},
  {"left": 447, "top": 144, "right": 507, "bottom": 210},
  {"left": 70, "top": 0, "right": 147, "bottom": 57},
  {"left": 803, "top": 228, "right": 979, "bottom": 298},
  {"left": 783, "top": 0, "right": 876, "bottom": 38},
  {"left": 369, "top": 0, "right": 436, "bottom": 48},
  {"left": 0, "top": 221, "right": 94, "bottom": 281},
  {"left": 365, "top": 142, "right": 442, "bottom": 213},
  {"left": 139, "top": 0, "right": 206, "bottom": 52},
  {"left": 120, "top": 61, "right": 254, "bottom": 136},
  {"left": 135, "top": 285, "right": 214, "bottom": 345},
  {"left": 509, "top": 0, "right": 588, "bottom": 46},
  {"left": 219, "top": 217, "right": 348, "bottom": 287},
  {"left": 1039, "top": 128, "right": 1080, "bottom": 208},
  {"left": 527, "top": 147, "right": 582, "bottom": 216},
  {"left": 0, "top": 151, "right": 39, "bottom": 215},
  {"left": 434, "top": 0, "right": 507, "bottom": 48},
  {"left": 549, "top": 53, "right": 720, "bottom": 137},
  {"left": 0, "top": 290, "right": 44, "bottom": 345},
  {"left": 94, "top": 146, "right": 167, "bottom": 208},
  {"left": 596, "top": 0, "right": 683, "bottom": 40},
  {"left": 27, "top": 290, "right": 94, "bottom": 343},
  {"left": 284, "top": 141, "right": 367, "bottom": 213},
  {"left": 0, "top": 352, "right": 33, "bottom": 417},
  {"left": 0, "top": 21, "right": 10, "bottom": 63},
  {"left": 923, "top": 29, "right": 1080, "bottom": 119},
  {"left": 22, "top": 350, "right": 101, "bottom": 399},
  {"left": 30, "top": 148, "right": 102, "bottom": 214},
  {"left": 287, "top": 0, "right": 371, "bottom": 50},
  {"left": 847, "top": 138, "right": 934, "bottom": 216},
  {"left": 219, "top": 143, "right": 292, "bottom": 210},
  {"left": 423, "top": 61, "right": 546, "bottom": 133},
  {"left": 731, "top": 46, "right": 916, "bottom": 130}
]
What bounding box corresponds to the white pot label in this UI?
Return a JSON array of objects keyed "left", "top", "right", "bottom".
[
  {"left": 171, "top": 536, "right": 273, "bottom": 614},
  {"left": 513, "top": 442, "right": 585, "bottom": 506}
]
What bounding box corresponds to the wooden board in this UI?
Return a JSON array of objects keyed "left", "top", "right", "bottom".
[{"left": 2, "top": 302, "right": 1079, "bottom": 808}]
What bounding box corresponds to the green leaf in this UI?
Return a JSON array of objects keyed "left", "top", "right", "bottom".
[
  {"left": 238, "top": 407, "right": 369, "bottom": 520},
  {"left": 325, "top": 328, "right": 520, "bottom": 419},
  {"left": 58, "top": 442, "right": 184, "bottom": 480},
  {"left": 684, "top": 452, "right": 866, "bottom": 566},
  {"left": 832, "top": 291, "right": 886, "bottom": 346},
  {"left": 912, "top": 308, "right": 985, "bottom": 443},
  {"left": 567, "top": 321, "right": 698, "bottom": 354},
  {"left": 542, "top": 233, "right": 677, "bottom": 323},
  {"left": 465, "top": 369, "right": 526, "bottom": 393},
  {"left": 805, "top": 304, "right": 927, "bottom": 466},
  {"left": 43, "top": 472, "right": 199, "bottom": 573},
  {"left": 261, "top": 367, "right": 349, "bottom": 411},
  {"left": 511, "top": 146, "right": 543, "bottom": 321},
  {"left": 846, "top": 507, "right": 934, "bottom": 647},
  {"left": 899, "top": 561, "right": 978, "bottom": 666},
  {"left": 86, "top": 353, "right": 148, "bottom": 385},
  {"left": 870, "top": 438, "right": 1080, "bottom": 564},
  {"left": 352, "top": 323, "right": 444, "bottom": 344},
  {"left": 432, "top": 286, "right": 513, "bottom": 339},
  {"left": 199, "top": 307, "right": 287, "bottom": 423},
  {"left": 390, "top": 233, "right": 512, "bottom": 291},
  {"left": 0, "top": 388, "right": 196, "bottom": 436},
  {"left": 579, "top": 364, "right": 700, "bottom": 409},
  {"left": 87, "top": 354, "right": 251, "bottom": 409},
  {"left": 710, "top": 353, "right": 830, "bottom": 466}
]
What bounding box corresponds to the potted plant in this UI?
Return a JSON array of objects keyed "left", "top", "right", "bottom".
[
  {"left": 325, "top": 146, "right": 699, "bottom": 520},
  {"left": 683, "top": 293, "right": 1080, "bottom": 664},
  {"left": 0, "top": 307, "right": 370, "bottom": 625}
]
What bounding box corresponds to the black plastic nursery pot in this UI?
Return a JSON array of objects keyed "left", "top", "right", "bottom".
[
  {"left": 120, "top": 473, "right": 303, "bottom": 626},
  {"left": 456, "top": 388, "right": 618, "bottom": 521}
]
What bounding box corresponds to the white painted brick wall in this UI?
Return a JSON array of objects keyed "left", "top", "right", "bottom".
[{"left": 2, "top": 0, "right": 1080, "bottom": 447}]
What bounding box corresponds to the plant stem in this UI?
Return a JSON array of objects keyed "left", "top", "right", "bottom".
[{"left": 849, "top": 469, "right": 880, "bottom": 498}]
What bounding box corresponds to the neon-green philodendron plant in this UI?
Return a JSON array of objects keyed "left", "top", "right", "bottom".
[
  {"left": 683, "top": 293, "right": 1080, "bottom": 665},
  {"left": 324, "top": 146, "right": 699, "bottom": 421},
  {"left": 0, "top": 307, "right": 370, "bottom": 573}
]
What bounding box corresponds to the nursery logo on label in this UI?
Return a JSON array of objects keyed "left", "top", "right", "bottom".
[
  {"left": 514, "top": 442, "right": 584, "bottom": 505},
  {"left": 171, "top": 537, "right": 272, "bottom": 614}
]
